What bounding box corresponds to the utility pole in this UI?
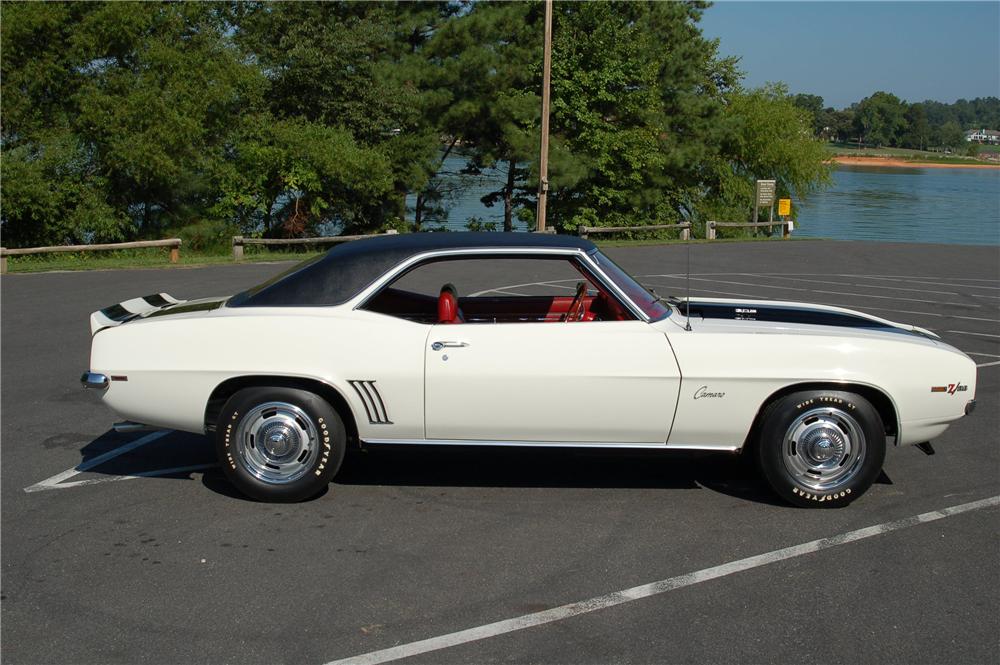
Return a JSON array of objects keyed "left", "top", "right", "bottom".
[{"left": 536, "top": 0, "right": 553, "bottom": 233}]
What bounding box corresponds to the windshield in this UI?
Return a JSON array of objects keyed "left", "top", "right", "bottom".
[{"left": 590, "top": 251, "right": 671, "bottom": 321}]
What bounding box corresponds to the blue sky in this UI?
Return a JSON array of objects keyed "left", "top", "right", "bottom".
[{"left": 698, "top": 1, "right": 1000, "bottom": 108}]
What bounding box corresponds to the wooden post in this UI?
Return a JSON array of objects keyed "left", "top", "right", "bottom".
[
  {"left": 169, "top": 245, "right": 180, "bottom": 264},
  {"left": 233, "top": 236, "right": 244, "bottom": 261},
  {"left": 680, "top": 225, "right": 690, "bottom": 241},
  {"left": 783, "top": 221, "right": 792, "bottom": 239},
  {"left": 535, "top": 0, "right": 553, "bottom": 232},
  {"left": 707, "top": 221, "right": 716, "bottom": 241},
  {"left": 0, "top": 248, "right": 7, "bottom": 275},
  {"left": 577, "top": 226, "right": 589, "bottom": 240}
]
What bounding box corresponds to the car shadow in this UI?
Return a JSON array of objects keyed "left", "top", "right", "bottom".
[
  {"left": 333, "top": 446, "right": 791, "bottom": 507},
  {"left": 72, "top": 432, "right": 892, "bottom": 507},
  {"left": 74, "top": 429, "right": 216, "bottom": 479}
]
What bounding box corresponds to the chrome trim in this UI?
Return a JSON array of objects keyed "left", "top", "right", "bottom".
[
  {"left": 578, "top": 251, "right": 650, "bottom": 322},
  {"left": 348, "top": 380, "right": 393, "bottom": 424},
  {"left": 350, "top": 247, "right": 649, "bottom": 323},
  {"left": 113, "top": 421, "right": 160, "bottom": 433},
  {"left": 362, "top": 438, "right": 740, "bottom": 451},
  {"left": 81, "top": 372, "right": 109, "bottom": 391}
]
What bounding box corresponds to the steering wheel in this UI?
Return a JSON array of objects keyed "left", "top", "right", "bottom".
[{"left": 564, "top": 281, "right": 588, "bottom": 322}]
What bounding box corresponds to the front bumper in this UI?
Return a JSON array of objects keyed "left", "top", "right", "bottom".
[{"left": 81, "top": 371, "right": 109, "bottom": 391}]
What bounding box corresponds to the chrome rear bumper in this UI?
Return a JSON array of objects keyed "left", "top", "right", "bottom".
[{"left": 81, "top": 371, "right": 109, "bottom": 391}]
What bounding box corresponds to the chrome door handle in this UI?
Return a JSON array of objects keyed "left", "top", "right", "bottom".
[{"left": 431, "top": 341, "right": 469, "bottom": 351}]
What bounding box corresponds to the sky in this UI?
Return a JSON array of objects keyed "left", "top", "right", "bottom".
[{"left": 698, "top": 1, "right": 1000, "bottom": 109}]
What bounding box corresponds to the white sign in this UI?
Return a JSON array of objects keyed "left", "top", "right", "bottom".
[{"left": 756, "top": 180, "right": 776, "bottom": 207}]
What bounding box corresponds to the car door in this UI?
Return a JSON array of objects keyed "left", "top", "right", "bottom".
[{"left": 424, "top": 320, "right": 680, "bottom": 443}]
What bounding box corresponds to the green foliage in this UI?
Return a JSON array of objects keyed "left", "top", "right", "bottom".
[
  {"left": 701, "top": 83, "right": 832, "bottom": 229},
  {"left": 1, "top": 0, "right": 833, "bottom": 249}
]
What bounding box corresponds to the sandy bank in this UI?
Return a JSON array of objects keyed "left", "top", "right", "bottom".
[{"left": 830, "top": 155, "right": 1000, "bottom": 170}]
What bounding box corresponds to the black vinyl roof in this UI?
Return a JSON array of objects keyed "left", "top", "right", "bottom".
[{"left": 228, "top": 232, "right": 597, "bottom": 308}]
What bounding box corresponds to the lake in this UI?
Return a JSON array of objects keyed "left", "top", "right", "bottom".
[{"left": 413, "top": 156, "right": 1000, "bottom": 246}]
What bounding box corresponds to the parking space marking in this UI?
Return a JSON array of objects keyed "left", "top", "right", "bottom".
[
  {"left": 646, "top": 274, "right": 993, "bottom": 309},
  {"left": 976, "top": 360, "right": 1000, "bottom": 368},
  {"left": 968, "top": 352, "right": 1000, "bottom": 358},
  {"left": 325, "top": 495, "right": 1000, "bottom": 665},
  {"left": 738, "top": 274, "right": 1000, "bottom": 299},
  {"left": 470, "top": 280, "right": 577, "bottom": 297},
  {"left": 23, "top": 431, "right": 215, "bottom": 493},
  {"left": 641, "top": 283, "right": 1000, "bottom": 324},
  {"left": 947, "top": 330, "right": 1000, "bottom": 339}
]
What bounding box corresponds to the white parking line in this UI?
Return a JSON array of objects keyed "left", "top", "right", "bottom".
[
  {"left": 738, "top": 273, "right": 1000, "bottom": 299},
  {"left": 23, "top": 431, "right": 217, "bottom": 493},
  {"left": 641, "top": 283, "right": 1000, "bottom": 324},
  {"left": 324, "top": 495, "right": 1000, "bottom": 665},
  {"left": 967, "top": 352, "right": 1000, "bottom": 358},
  {"left": 646, "top": 274, "right": 993, "bottom": 309},
  {"left": 977, "top": 361, "right": 1000, "bottom": 368},
  {"left": 946, "top": 330, "right": 1000, "bottom": 339}
]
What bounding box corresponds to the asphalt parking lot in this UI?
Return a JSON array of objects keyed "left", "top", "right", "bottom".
[{"left": 2, "top": 239, "right": 998, "bottom": 665}]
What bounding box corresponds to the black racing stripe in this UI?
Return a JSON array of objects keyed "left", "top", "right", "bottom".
[
  {"left": 143, "top": 293, "right": 170, "bottom": 308},
  {"left": 681, "top": 301, "right": 899, "bottom": 331},
  {"left": 100, "top": 304, "right": 138, "bottom": 322}
]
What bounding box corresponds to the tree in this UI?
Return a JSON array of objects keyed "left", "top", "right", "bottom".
[
  {"left": 937, "top": 121, "right": 966, "bottom": 150},
  {"left": 701, "top": 83, "right": 832, "bottom": 228},
  {"left": 901, "top": 103, "right": 931, "bottom": 150},
  {"left": 429, "top": 1, "right": 547, "bottom": 232},
  {"left": 854, "top": 91, "right": 907, "bottom": 147},
  {"left": 546, "top": 1, "right": 739, "bottom": 231},
  {"left": 791, "top": 93, "right": 825, "bottom": 134},
  {"left": 235, "top": 1, "right": 456, "bottom": 232}
]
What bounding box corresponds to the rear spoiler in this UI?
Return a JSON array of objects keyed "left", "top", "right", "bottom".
[{"left": 90, "top": 293, "right": 185, "bottom": 335}]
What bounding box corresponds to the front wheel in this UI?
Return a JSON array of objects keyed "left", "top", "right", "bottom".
[
  {"left": 756, "top": 391, "right": 885, "bottom": 507},
  {"left": 216, "top": 387, "right": 346, "bottom": 502}
]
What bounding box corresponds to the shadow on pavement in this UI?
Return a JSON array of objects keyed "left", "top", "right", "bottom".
[{"left": 73, "top": 432, "right": 893, "bottom": 507}]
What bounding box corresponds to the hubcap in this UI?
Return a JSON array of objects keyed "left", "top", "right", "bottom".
[
  {"left": 234, "top": 402, "right": 317, "bottom": 484},
  {"left": 782, "top": 407, "right": 866, "bottom": 492}
]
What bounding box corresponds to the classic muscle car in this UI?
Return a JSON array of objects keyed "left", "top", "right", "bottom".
[{"left": 82, "top": 233, "right": 977, "bottom": 506}]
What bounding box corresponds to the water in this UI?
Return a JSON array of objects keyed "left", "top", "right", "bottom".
[
  {"left": 417, "top": 155, "right": 1000, "bottom": 245},
  {"left": 796, "top": 166, "right": 1000, "bottom": 246}
]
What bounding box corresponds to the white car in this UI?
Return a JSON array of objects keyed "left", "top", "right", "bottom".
[{"left": 82, "top": 233, "right": 978, "bottom": 506}]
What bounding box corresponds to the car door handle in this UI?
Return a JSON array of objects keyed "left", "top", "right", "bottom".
[{"left": 431, "top": 341, "right": 469, "bottom": 351}]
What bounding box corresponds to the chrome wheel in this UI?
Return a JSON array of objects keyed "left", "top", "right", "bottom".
[
  {"left": 234, "top": 401, "right": 318, "bottom": 484},
  {"left": 782, "top": 407, "right": 866, "bottom": 492}
]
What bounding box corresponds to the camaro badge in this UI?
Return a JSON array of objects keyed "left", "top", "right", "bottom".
[
  {"left": 931, "top": 383, "right": 968, "bottom": 394},
  {"left": 694, "top": 386, "right": 726, "bottom": 400}
]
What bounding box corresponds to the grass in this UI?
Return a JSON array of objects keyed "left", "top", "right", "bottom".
[
  {"left": 3, "top": 234, "right": 815, "bottom": 274},
  {"left": 4, "top": 247, "right": 324, "bottom": 274},
  {"left": 825, "top": 142, "right": 992, "bottom": 165}
]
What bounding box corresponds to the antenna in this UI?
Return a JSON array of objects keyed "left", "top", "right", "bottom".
[{"left": 684, "top": 228, "right": 692, "bottom": 331}]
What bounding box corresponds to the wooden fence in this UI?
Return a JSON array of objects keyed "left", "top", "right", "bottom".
[
  {"left": 706, "top": 220, "right": 792, "bottom": 240},
  {"left": 577, "top": 223, "right": 691, "bottom": 241},
  {"left": 0, "top": 239, "right": 181, "bottom": 274},
  {"left": 231, "top": 230, "right": 398, "bottom": 260}
]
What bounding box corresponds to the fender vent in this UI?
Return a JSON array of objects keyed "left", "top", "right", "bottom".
[{"left": 348, "top": 380, "right": 393, "bottom": 424}]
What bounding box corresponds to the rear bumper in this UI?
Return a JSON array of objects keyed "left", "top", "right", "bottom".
[{"left": 81, "top": 371, "right": 109, "bottom": 391}]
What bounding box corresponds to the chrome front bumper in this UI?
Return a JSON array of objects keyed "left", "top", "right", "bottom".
[{"left": 81, "top": 371, "right": 109, "bottom": 391}]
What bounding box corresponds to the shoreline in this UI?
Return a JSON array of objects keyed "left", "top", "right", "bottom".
[{"left": 830, "top": 155, "right": 1000, "bottom": 170}]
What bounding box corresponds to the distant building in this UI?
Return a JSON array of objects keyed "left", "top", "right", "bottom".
[{"left": 964, "top": 128, "right": 1000, "bottom": 144}]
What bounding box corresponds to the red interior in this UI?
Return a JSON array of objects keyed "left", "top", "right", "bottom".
[{"left": 367, "top": 287, "right": 632, "bottom": 324}]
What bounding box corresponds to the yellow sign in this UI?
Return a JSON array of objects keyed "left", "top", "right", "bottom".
[{"left": 778, "top": 198, "right": 791, "bottom": 216}]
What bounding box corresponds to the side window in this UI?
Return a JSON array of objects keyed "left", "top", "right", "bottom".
[{"left": 362, "top": 255, "right": 635, "bottom": 324}]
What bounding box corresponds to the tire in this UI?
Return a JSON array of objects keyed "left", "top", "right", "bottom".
[
  {"left": 755, "top": 391, "right": 885, "bottom": 508},
  {"left": 216, "top": 387, "right": 346, "bottom": 502}
]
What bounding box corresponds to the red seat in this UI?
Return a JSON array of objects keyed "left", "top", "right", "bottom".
[{"left": 438, "top": 283, "right": 464, "bottom": 324}]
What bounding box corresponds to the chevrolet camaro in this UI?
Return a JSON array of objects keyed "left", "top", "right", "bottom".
[{"left": 81, "top": 233, "right": 977, "bottom": 506}]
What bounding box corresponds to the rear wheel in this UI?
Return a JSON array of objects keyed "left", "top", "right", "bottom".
[
  {"left": 756, "top": 391, "right": 885, "bottom": 507},
  {"left": 216, "top": 387, "right": 346, "bottom": 502}
]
